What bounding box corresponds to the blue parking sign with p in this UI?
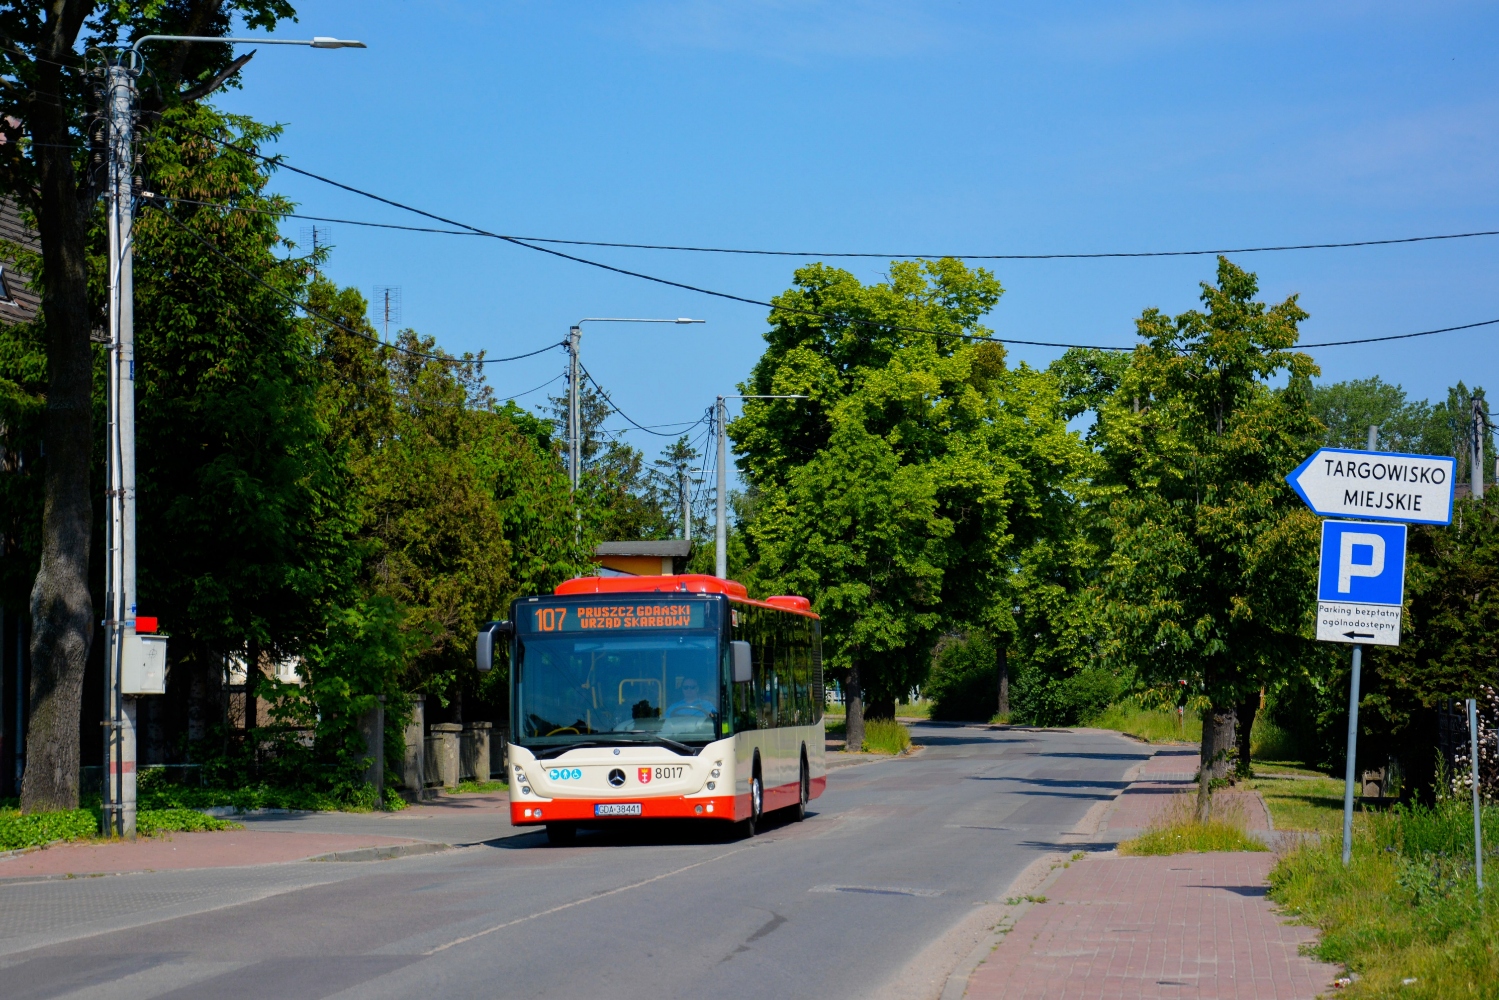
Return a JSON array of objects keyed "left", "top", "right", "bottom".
[{"left": 1318, "top": 520, "right": 1406, "bottom": 606}]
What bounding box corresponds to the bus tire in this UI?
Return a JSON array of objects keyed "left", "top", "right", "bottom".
[
  {"left": 545, "top": 822, "right": 576, "bottom": 846},
  {"left": 743, "top": 759, "right": 764, "bottom": 837},
  {"left": 793, "top": 752, "right": 809, "bottom": 822}
]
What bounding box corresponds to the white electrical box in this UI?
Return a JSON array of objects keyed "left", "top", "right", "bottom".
[{"left": 122, "top": 633, "right": 168, "bottom": 695}]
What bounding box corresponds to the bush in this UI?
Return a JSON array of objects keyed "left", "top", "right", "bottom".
[
  {"left": 0, "top": 808, "right": 97, "bottom": 852},
  {"left": 136, "top": 809, "right": 238, "bottom": 836},
  {"left": 926, "top": 632, "right": 998, "bottom": 721},
  {"left": 862, "top": 719, "right": 912, "bottom": 754},
  {"left": 1062, "top": 669, "right": 1124, "bottom": 724}
]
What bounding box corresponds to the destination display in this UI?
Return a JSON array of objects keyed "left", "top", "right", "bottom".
[{"left": 527, "top": 602, "right": 706, "bottom": 633}]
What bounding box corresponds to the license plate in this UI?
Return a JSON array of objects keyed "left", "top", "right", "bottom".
[{"left": 595, "top": 802, "right": 643, "bottom": 817}]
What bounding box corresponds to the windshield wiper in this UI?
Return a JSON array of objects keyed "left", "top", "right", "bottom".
[{"left": 528, "top": 735, "right": 704, "bottom": 758}]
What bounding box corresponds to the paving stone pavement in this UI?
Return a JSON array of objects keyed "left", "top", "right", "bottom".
[
  {"left": 960, "top": 746, "right": 1335, "bottom": 1000},
  {"left": 964, "top": 852, "right": 1336, "bottom": 1000}
]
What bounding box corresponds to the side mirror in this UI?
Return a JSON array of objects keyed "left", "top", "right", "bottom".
[
  {"left": 730, "top": 640, "right": 752, "bottom": 684},
  {"left": 475, "top": 620, "right": 512, "bottom": 672}
]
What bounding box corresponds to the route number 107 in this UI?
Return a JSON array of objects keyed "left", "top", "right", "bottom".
[{"left": 535, "top": 608, "right": 569, "bottom": 632}]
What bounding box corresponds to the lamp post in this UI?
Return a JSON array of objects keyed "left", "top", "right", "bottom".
[
  {"left": 99, "top": 33, "right": 363, "bottom": 839},
  {"left": 714, "top": 395, "right": 806, "bottom": 579},
  {"left": 565, "top": 318, "right": 704, "bottom": 490}
]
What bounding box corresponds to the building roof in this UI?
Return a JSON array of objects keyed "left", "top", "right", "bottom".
[
  {"left": 0, "top": 199, "right": 40, "bottom": 325},
  {"left": 593, "top": 540, "right": 693, "bottom": 558}
]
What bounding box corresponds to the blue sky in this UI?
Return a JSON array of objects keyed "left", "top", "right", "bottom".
[{"left": 214, "top": 1, "right": 1499, "bottom": 465}]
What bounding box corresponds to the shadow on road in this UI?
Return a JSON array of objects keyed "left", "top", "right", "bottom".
[{"left": 484, "top": 809, "right": 819, "bottom": 849}]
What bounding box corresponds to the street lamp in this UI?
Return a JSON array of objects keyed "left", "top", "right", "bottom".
[
  {"left": 99, "top": 33, "right": 363, "bottom": 840},
  {"left": 566, "top": 318, "right": 705, "bottom": 491},
  {"left": 714, "top": 395, "right": 806, "bottom": 578}
]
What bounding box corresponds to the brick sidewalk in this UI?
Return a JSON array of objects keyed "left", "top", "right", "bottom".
[
  {"left": 0, "top": 829, "right": 425, "bottom": 880},
  {"left": 965, "top": 852, "right": 1336, "bottom": 999},
  {"left": 961, "top": 747, "right": 1335, "bottom": 1000}
]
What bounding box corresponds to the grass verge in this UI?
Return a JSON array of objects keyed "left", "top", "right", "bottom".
[
  {"left": 449, "top": 780, "right": 508, "bottom": 794},
  {"left": 1245, "top": 772, "right": 1349, "bottom": 833},
  {"left": 1087, "top": 703, "right": 1201, "bottom": 743},
  {"left": 1269, "top": 799, "right": 1499, "bottom": 998},
  {"left": 1120, "top": 821, "right": 1268, "bottom": 855},
  {"left": 861, "top": 718, "right": 912, "bottom": 754}
]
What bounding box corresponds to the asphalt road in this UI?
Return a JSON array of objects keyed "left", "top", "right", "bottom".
[{"left": 2, "top": 724, "right": 1150, "bottom": 1000}]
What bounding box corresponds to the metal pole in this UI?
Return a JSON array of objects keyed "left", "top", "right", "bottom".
[
  {"left": 715, "top": 397, "right": 727, "bottom": 578},
  {"left": 1368, "top": 425, "right": 1378, "bottom": 452},
  {"left": 680, "top": 467, "right": 691, "bottom": 542},
  {"left": 1341, "top": 644, "right": 1362, "bottom": 865},
  {"left": 1471, "top": 697, "right": 1484, "bottom": 891},
  {"left": 568, "top": 326, "right": 580, "bottom": 491}
]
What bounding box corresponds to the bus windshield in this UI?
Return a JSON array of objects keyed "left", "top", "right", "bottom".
[{"left": 515, "top": 631, "right": 722, "bottom": 749}]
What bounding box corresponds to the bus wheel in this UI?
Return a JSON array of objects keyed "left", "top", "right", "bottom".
[
  {"left": 743, "top": 769, "right": 764, "bottom": 837},
  {"left": 793, "top": 755, "right": 809, "bottom": 822},
  {"left": 545, "top": 822, "right": 576, "bottom": 846}
]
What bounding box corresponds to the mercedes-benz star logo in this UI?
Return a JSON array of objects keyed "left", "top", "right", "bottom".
[{"left": 608, "top": 768, "right": 626, "bottom": 787}]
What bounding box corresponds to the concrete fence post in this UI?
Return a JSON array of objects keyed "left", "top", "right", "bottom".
[
  {"left": 401, "top": 696, "right": 425, "bottom": 798},
  {"left": 464, "top": 722, "right": 491, "bottom": 783},
  {"left": 359, "top": 698, "right": 384, "bottom": 801},
  {"left": 431, "top": 723, "right": 462, "bottom": 789}
]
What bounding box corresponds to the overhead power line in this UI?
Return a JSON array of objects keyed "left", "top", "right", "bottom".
[
  {"left": 146, "top": 202, "right": 565, "bottom": 366},
  {"left": 577, "top": 359, "right": 711, "bottom": 438},
  {"left": 156, "top": 195, "right": 1499, "bottom": 262},
  {"left": 175, "top": 132, "right": 1499, "bottom": 354}
]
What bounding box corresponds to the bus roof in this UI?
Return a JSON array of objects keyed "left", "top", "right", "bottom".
[{"left": 553, "top": 575, "right": 819, "bottom": 619}]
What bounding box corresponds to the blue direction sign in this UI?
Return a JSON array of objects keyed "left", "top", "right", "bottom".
[
  {"left": 1288, "top": 448, "right": 1455, "bottom": 525},
  {"left": 1316, "top": 520, "right": 1406, "bottom": 646}
]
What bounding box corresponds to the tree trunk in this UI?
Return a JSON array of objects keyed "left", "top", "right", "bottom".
[
  {"left": 844, "top": 661, "right": 865, "bottom": 752},
  {"left": 19, "top": 12, "right": 98, "bottom": 814},
  {"left": 1195, "top": 701, "right": 1238, "bottom": 823},
  {"left": 1235, "top": 694, "right": 1259, "bottom": 778},
  {"left": 997, "top": 645, "right": 1010, "bottom": 721}
]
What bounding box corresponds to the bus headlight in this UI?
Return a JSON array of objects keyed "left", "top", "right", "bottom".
[
  {"left": 711, "top": 769, "right": 720, "bottom": 778},
  {"left": 706, "top": 781, "right": 716, "bottom": 790},
  {"left": 521, "top": 786, "right": 532, "bottom": 795}
]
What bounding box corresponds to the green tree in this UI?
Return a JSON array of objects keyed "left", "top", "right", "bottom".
[
  {"left": 733, "top": 259, "right": 1086, "bottom": 748},
  {"left": 0, "top": 0, "right": 299, "bottom": 811},
  {"left": 1097, "top": 257, "right": 1324, "bottom": 818},
  {"left": 1306, "top": 377, "right": 1448, "bottom": 454},
  {"left": 134, "top": 104, "right": 355, "bottom": 741}
]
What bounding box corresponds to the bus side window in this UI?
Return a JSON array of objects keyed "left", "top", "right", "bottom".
[
  {"left": 759, "top": 608, "right": 776, "bottom": 729},
  {"left": 733, "top": 605, "right": 758, "bottom": 733},
  {"left": 811, "top": 621, "right": 824, "bottom": 723},
  {"left": 775, "top": 614, "right": 796, "bottom": 726},
  {"left": 792, "top": 619, "right": 811, "bottom": 726}
]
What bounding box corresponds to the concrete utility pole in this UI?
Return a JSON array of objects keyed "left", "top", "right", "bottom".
[
  {"left": 568, "top": 326, "right": 581, "bottom": 491},
  {"left": 101, "top": 33, "right": 365, "bottom": 838},
  {"left": 714, "top": 395, "right": 806, "bottom": 578},
  {"left": 1472, "top": 396, "right": 1485, "bottom": 501},
  {"left": 101, "top": 57, "right": 136, "bottom": 839},
  {"left": 680, "top": 466, "right": 692, "bottom": 542}
]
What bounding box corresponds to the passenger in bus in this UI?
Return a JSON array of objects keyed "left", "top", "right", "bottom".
[{"left": 665, "top": 676, "right": 716, "bottom": 720}]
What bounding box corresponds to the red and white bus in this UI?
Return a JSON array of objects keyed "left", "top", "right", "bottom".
[{"left": 478, "top": 574, "right": 825, "bottom": 845}]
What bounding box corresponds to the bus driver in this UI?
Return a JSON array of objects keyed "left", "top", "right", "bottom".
[{"left": 666, "top": 676, "right": 716, "bottom": 720}]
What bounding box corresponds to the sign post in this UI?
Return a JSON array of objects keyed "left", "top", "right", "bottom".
[
  {"left": 1314, "top": 519, "right": 1407, "bottom": 865},
  {"left": 1290, "top": 445, "right": 1449, "bottom": 867}
]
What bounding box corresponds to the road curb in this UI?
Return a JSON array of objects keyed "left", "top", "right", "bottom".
[{"left": 304, "top": 842, "right": 452, "bottom": 863}]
